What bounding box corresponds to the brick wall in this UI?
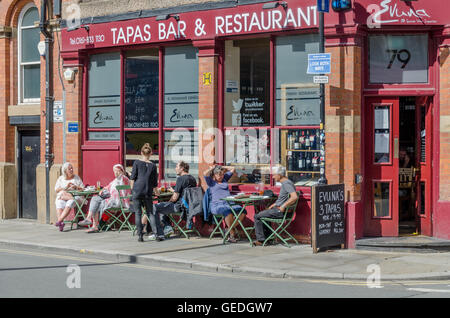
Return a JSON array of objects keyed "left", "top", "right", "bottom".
[
  {"left": 440, "top": 45, "right": 450, "bottom": 200},
  {"left": 325, "top": 45, "right": 362, "bottom": 202}
]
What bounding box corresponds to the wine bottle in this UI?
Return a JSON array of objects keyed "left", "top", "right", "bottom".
[
  {"left": 315, "top": 130, "right": 320, "bottom": 150},
  {"left": 294, "top": 131, "right": 300, "bottom": 150},
  {"left": 287, "top": 132, "right": 291, "bottom": 150},
  {"left": 305, "top": 152, "right": 312, "bottom": 171},
  {"left": 300, "top": 131, "right": 305, "bottom": 149},
  {"left": 309, "top": 130, "right": 315, "bottom": 150},
  {"left": 288, "top": 151, "right": 294, "bottom": 171},
  {"left": 298, "top": 152, "right": 304, "bottom": 171},
  {"left": 305, "top": 130, "right": 311, "bottom": 150}
]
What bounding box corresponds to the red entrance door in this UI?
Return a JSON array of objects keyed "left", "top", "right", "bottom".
[
  {"left": 415, "top": 97, "right": 433, "bottom": 236},
  {"left": 364, "top": 97, "right": 400, "bottom": 237},
  {"left": 364, "top": 96, "right": 434, "bottom": 237}
]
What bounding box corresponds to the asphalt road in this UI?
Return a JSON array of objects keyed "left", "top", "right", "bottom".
[{"left": 1, "top": 247, "right": 449, "bottom": 301}]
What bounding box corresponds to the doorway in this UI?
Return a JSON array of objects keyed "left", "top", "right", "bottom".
[
  {"left": 364, "top": 96, "right": 432, "bottom": 237},
  {"left": 18, "top": 130, "right": 40, "bottom": 219}
]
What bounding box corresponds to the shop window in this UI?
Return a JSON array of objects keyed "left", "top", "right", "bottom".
[
  {"left": 278, "top": 128, "right": 321, "bottom": 186},
  {"left": 224, "top": 39, "right": 270, "bottom": 127},
  {"left": 88, "top": 52, "right": 121, "bottom": 140},
  {"left": 275, "top": 34, "right": 320, "bottom": 126},
  {"left": 125, "top": 49, "right": 159, "bottom": 128},
  {"left": 164, "top": 46, "right": 199, "bottom": 128},
  {"left": 19, "top": 4, "right": 41, "bottom": 103},
  {"left": 275, "top": 34, "right": 320, "bottom": 185},
  {"left": 369, "top": 34, "right": 428, "bottom": 84},
  {"left": 224, "top": 128, "right": 270, "bottom": 184},
  {"left": 164, "top": 130, "right": 198, "bottom": 181},
  {"left": 124, "top": 131, "right": 159, "bottom": 173}
]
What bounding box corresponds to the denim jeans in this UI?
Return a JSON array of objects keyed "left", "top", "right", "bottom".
[
  {"left": 154, "top": 201, "right": 176, "bottom": 227},
  {"left": 132, "top": 197, "right": 164, "bottom": 237},
  {"left": 254, "top": 208, "right": 285, "bottom": 242}
]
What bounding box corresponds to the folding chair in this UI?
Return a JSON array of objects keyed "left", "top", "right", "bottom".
[
  {"left": 209, "top": 214, "right": 226, "bottom": 239},
  {"left": 259, "top": 191, "right": 301, "bottom": 247},
  {"left": 167, "top": 188, "right": 202, "bottom": 239},
  {"left": 112, "top": 185, "right": 135, "bottom": 233}
]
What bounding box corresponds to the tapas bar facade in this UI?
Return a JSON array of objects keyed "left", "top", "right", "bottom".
[{"left": 1, "top": 0, "right": 450, "bottom": 244}]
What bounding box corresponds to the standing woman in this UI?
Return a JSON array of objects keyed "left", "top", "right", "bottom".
[
  {"left": 130, "top": 143, "right": 164, "bottom": 242},
  {"left": 54, "top": 162, "right": 85, "bottom": 231}
]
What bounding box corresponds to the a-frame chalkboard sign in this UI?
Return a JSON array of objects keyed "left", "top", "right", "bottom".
[{"left": 311, "top": 184, "right": 346, "bottom": 253}]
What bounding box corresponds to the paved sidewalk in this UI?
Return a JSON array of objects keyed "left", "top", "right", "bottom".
[{"left": 0, "top": 219, "right": 449, "bottom": 281}]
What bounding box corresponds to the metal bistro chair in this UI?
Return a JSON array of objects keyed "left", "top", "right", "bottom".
[
  {"left": 102, "top": 184, "right": 135, "bottom": 233},
  {"left": 259, "top": 191, "right": 301, "bottom": 247},
  {"left": 168, "top": 188, "right": 202, "bottom": 239}
]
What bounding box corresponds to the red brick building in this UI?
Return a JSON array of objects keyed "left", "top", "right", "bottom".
[{"left": 1, "top": 0, "right": 450, "bottom": 245}]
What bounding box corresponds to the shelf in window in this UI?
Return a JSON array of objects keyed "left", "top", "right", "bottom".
[
  {"left": 286, "top": 149, "right": 320, "bottom": 152},
  {"left": 287, "top": 170, "right": 320, "bottom": 174}
]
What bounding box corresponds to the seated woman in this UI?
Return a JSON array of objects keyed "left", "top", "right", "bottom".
[
  {"left": 203, "top": 165, "right": 246, "bottom": 243},
  {"left": 54, "top": 162, "right": 85, "bottom": 232},
  {"left": 78, "top": 164, "right": 131, "bottom": 233}
]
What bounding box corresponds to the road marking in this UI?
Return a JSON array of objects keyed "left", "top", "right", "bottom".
[
  {"left": 407, "top": 288, "right": 450, "bottom": 294},
  {"left": 1, "top": 248, "right": 450, "bottom": 288}
]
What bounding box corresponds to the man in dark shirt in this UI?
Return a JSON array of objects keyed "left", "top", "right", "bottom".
[
  {"left": 154, "top": 161, "right": 197, "bottom": 237},
  {"left": 253, "top": 166, "right": 298, "bottom": 246}
]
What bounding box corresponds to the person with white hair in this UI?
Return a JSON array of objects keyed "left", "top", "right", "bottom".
[
  {"left": 78, "top": 164, "right": 131, "bottom": 233},
  {"left": 54, "top": 163, "right": 85, "bottom": 232},
  {"left": 253, "top": 165, "right": 298, "bottom": 246}
]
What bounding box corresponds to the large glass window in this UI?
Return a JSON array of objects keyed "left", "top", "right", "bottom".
[
  {"left": 224, "top": 39, "right": 270, "bottom": 127},
  {"left": 125, "top": 49, "right": 159, "bottom": 128},
  {"left": 164, "top": 130, "right": 198, "bottom": 181},
  {"left": 124, "top": 131, "right": 159, "bottom": 172},
  {"left": 164, "top": 46, "right": 199, "bottom": 128},
  {"left": 369, "top": 34, "right": 428, "bottom": 84},
  {"left": 19, "top": 5, "right": 40, "bottom": 103},
  {"left": 88, "top": 52, "right": 121, "bottom": 140},
  {"left": 275, "top": 34, "right": 320, "bottom": 186},
  {"left": 224, "top": 39, "right": 271, "bottom": 183}
]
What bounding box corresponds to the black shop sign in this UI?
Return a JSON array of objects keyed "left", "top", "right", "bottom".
[{"left": 311, "top": 184, "right": 345, "bottom": 253}]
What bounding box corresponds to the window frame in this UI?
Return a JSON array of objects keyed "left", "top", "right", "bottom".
[{"left": 18, "top": 3, "right": 41, "bottom": 104}]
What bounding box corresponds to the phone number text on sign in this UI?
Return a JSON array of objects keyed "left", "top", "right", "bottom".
[{"left": 69, "top": 34, "right": 105, "bottom": 45}]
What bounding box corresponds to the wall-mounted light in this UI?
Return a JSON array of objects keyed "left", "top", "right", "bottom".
[
  {"left": 67, "top": 25, "right": 90, "bottom": 32},
  {"left": 262, "top": 1, "right": 288, "bottom": 10},
  {"left": 156, "top": 14, "right": 180, "bottom": 21}
]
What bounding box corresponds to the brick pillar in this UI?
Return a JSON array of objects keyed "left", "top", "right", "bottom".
[
  {"left": 325, "top": 29, "right": 364, "bottom": 246},
  {"left": 194, "top": 40, "right": 220, "bottom": 190},
  {"left": 0, "top": 29, "right": 17, "bottom": 219},
  {"left": 325, "top": 44, "right": 362, "bottom": 202}
]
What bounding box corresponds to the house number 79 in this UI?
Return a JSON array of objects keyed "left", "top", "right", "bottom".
[{"left": 386, "top": 49, "right": 411, "bottom": 69}]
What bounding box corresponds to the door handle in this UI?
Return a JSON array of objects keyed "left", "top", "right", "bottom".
[{"left": 413, "top": 167, "right": 420, "bottom": 177}]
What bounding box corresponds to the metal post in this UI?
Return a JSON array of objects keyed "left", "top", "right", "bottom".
[
  {"left": 40, "top": 0, "right": 54, "bottom": 223},
  {"left": 318, "top": 10, "right": 327, "bottom": 185}
]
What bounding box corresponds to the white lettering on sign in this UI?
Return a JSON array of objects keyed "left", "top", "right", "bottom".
[
  {"left": 369, "top": 0, "right": 433, "bottom": 26},
  {"left": 111, "top": 24, "right": 151, "bottom": 45},
  {"left": 215, "top": 7, "right": 316, "bottom": 35}
]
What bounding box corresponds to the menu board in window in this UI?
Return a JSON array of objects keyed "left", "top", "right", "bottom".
[{"left": 125, "top": 56, "right": 159, "bottom": 129}]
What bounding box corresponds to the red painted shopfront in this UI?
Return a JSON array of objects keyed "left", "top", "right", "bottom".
[{"left": 60, "top": 0, "right": 450, "bottom": 243}]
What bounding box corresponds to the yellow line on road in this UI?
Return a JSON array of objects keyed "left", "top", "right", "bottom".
[{"left": 1, "top": 248, "right": 449, "bottom": 288}]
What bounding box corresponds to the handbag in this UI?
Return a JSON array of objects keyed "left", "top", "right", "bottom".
[{"left": 99, "top": 189, "right": 111, "bottom": 199}]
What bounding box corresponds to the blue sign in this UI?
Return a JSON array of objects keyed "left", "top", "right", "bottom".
[
  {"left": 317, "top": 0, "right": 329, "bottom": 13},
  {"left": 67, "top": 121, "right": 79, "bottom": 133},
  {"left": 307, "top": 53, "right": 331, "bottom": 75}
]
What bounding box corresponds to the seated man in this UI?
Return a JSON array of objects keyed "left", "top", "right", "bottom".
[
  {"left": 154, "top": 161, "right": 197, "bottom": 237},
  {"left": 253, "top": 166, "right": 298, "bottom": 246}
]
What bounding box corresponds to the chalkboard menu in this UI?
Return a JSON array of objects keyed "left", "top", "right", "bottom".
[
  {"left": 125, "top": 57, "right": 159, "bottom": 128},
  {"left": 311, "top": 184, "right": 345, "bottom": 253}
]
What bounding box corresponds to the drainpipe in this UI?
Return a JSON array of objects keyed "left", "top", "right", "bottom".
[{"left": 40, "top": 0, "right": 54, "bottom": 224}]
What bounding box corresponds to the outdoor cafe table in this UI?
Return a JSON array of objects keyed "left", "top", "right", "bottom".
[
  {"left": 221, "top": 195, "right": 273, "bottom": 246},
  {"left": 67, "top": 189, "right": 99, "bottom": 230}
]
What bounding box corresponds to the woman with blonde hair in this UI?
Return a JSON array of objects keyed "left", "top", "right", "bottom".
[
  {"left": 130, "top": 143, "right": 164, "bottom": 242},
  {"left": 78, "top": 164, "right": 131, "bottom": 233},
  {"left": 54, "top": 163, "right": 84, "bottom": 231}
]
